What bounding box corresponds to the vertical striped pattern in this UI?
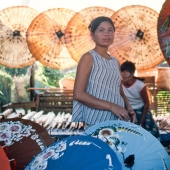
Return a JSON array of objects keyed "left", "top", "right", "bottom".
[{"left": 72, "top": 50, "right": 125, "bottom": 124}]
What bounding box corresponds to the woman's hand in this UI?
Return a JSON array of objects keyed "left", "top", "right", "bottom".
[{"left": 110, "top": 104, "right": 131, "bottom": 121}]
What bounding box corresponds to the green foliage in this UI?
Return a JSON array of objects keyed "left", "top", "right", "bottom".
[
  {"left": 0, "top": 64, "right": 29, "bottom": 76},
  {"left": 35, "top": 63, "right": 64, "bottom": 87},
  {"left": 0, "top": 70, "right": 14, "bottom": 111},
  {"left": 64, "top": 69, "right": 76, "bottom": 79}
]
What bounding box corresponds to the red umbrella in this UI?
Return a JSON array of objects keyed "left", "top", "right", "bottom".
[
  {"left": 0, "top": 118, "right": 53, "bottom": 170},
  {"left": 0, "top": 146, "right": 10, "bottom": 170},
  {"left": 157, "top": 0, "right": 170, "bottom": 66}
]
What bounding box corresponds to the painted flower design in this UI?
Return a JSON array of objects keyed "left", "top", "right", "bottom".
[
  {"left": 0, "top": 121, "right": 46, "bottom": 150},
  {"left": 0, "top": 131, "right": 11, "bottom": 141},
  {"left": 42, "top": 150, "right": 54, "bottom": 160},
  {"left": 9, "top": 124, "right": 21, "bottom": 133},
  {"left": 0, "top": 124, "right": 9, "bottom": 131},
  {"left": 27, "top": 141, "right": 67, "bottom": 170},
  {"left": 98, "top": 128, "right": 114, "bottom": 138}
]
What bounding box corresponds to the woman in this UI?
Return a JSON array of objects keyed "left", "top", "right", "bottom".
[
  {"left": 71, "top": 16, "right": 136, "bottom": 128},
  {"left": 120, "top": 61, "right": 159, "bottom": 138}
]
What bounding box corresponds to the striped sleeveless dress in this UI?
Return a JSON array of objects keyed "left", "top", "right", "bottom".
[{"left": 72, "top": 50, "right": 125, "bottom": 125}]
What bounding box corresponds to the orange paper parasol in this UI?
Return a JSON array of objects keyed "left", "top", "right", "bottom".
[
  {"left": 157, "top": 0, "right": 170, "bottom": 66},
  {"left": 65, "top": 6, "right": 115, "bottom": 62},
  {"left": 0, "top": 6, "right": 39, "bottom": 68},
  {"left": 109, "top": 5, "right": 164, "bottom": 70},
  {"left": 26, "top": 8, "right": 77, "bottom": 70}
]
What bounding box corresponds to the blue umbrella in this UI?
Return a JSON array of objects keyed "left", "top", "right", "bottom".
[
  {"left": 83, "top": 120, "right": 170, "bottom": 170},
  {"left": 25, "top": 135, "right": 122, "bottom": 170}
]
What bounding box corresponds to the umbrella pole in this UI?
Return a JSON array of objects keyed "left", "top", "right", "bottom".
[{"left": 30, "top": 64, "right": 35, "bottom": 101}]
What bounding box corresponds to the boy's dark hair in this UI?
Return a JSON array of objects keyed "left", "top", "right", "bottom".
[
  {"left": 120, "top": 61, "right": 136, "bottom": 74},
  {"left": 88, "top": 16, "right": 115, "bottom": 33},
  {"left": 121, "top": 61, "right": 145, "bottom": 81}
]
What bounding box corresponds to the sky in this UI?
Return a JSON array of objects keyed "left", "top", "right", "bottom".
[{"left": 0, "top": 0, "right": 166, "bottom": 13}]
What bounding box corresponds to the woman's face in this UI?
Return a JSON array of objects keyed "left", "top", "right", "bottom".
[
  {"left": 121, "top": 70, "right": 134, "bottom": 82},
  {"left": 92, "top": 21, "right": 114, "bottom": 47}
]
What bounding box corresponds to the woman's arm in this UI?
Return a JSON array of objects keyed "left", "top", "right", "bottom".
[
  {"left": 140, "top": 86, "right": 150, "bottom": 127},
  {"left": 120, "top": 83, "right": 136, "bottom": 123},
  {"left": 73, "top": 52, "right": 130, "bottom": 121}
]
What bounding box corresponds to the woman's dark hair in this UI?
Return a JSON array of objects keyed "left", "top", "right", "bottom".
[
  {"left": 120, "top": 61, "right": 136, "bottom": 74},
  {"left": 88, "top": 16, "right": 115, "bottom": 33}
]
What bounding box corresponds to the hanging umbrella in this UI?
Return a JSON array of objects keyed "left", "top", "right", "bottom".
[
  {"left": 0, "top": 118, "right": 53, "bottom": 170},
  {"left": 109, "top": 5, "right": 164, "bottom": 70},
  {"left": 64, "top": 6, "right": 115, "bottom": 62},
  {"left": 26, "top": 8, "right": 77, "bottom": 70},
  {"left": 157, "top": 0, "right": 170, "bottom": 66},
  {"left": 0, "top": 6, "right": 39, "bottom": 68},
  {"left": 84, "top": 120, "right": 170, "bottom": 169},
  {"left": 25, "top": 135, "right": 122, "bottom": 170}
]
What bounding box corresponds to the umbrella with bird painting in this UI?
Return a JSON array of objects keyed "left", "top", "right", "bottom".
[
  {"left": 157, "top": 0, "right": 170, "bottom": 66},
  {"left": 109, "top": 5, "right": 164, "bottom": 70},
  {"left": 84, "top": 120, "right": 170, "bottom": 170},
  {"left": 26, "top": 8, "right": 77, "bottom": 70},
  {"left": 64, "top": 6, "right": 115, "bottom": 62},
  {"left": 0, "top": 6, "right": 39, "bottom": 68}
]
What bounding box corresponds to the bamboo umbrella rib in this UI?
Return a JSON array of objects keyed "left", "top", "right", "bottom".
[
  {"left": 0, "top": 6, "right": 39, "bottom": 68},
  {"left": 109, "top": 5, "right": 163, "bottom": 70}
]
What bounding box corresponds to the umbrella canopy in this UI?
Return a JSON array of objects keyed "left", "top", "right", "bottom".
[
  {"left": 64, "top": 6, "right": 115, "bottom": 62},
  {"left": 0, "top": 146, "right": 11, "bottom": 170},
  {"left": 109, "top": 5, "right": 164, "bottom": 70},
  {"left": 25, "top": 135, "right": 122, "bottom": 170},
  {"left": 84, "top": 120, "right": 170, "bottom": 170},
  {"left": 0, "top": 6, "right": 39, "bottom": 68},
  {"left": 157, "top": 0, "right": 170, "bottom": 66},
  {"left": 0, "top": 118, "right": 53, "bottom": 170},
  {"left": 26, "top": 8, "right": 77, "bottom": 70}
]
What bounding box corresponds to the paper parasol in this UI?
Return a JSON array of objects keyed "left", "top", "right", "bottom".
[
  {"left": 157, "top": 0, "right": 170, "bottom": 66},
  {"left": 0, "top": 6, "right": 39, "bottom": 68},
  {"left": 64, "top": 6, "right": 115, "bottom": 62},
  {"left": 0, "top": 118, "right": 53, "bottom": 170},
  {"left": 84, "top": 120, "right": 170, "bottom": 169},
  {"left": 26, "top": 8, "right": 77, "bottom": 70},
  {"left": 25, "top": 135, "right": 122, "bottom": 170},
  {"left": 109, "top": 5, "right": 164, "bottom": 70}
]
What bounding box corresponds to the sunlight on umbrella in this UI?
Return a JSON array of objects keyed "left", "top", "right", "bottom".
[
  {"left": 64, "top": 6, "right": 115, "bottom": 62},
  {"left": 0, "top": 6, "right": 39, "bottom": 68},
  {"left": 26, "top": 8, "right": 77, "bottom": 70},
  {"left": 109, "top": 5, "right": 164, "bottom": 70}
]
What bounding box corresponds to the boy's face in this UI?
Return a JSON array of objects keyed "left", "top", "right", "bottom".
[{"left": 121, "top": 70, "right": 133, "bottom": 82}]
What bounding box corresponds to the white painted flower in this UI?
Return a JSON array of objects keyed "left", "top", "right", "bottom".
[
  {"left": 22, "top": 129, "right": 31, "bottom": 137},
  {"left": 31, "top": 134, "right": 39, "bottom": 140},
  {"left": 52, "top": 152, "right": 60, "bottom": 159},
  {"left": 56, "top": 143, "right": 66, "bottom": 152},
  {"left": 0, "top": 124, "right": 9, "bottom": 131},
  {"left": 98, "top": 128, "right": 114, "bottom": 138},
  {"left": 9, "top": 124, "right": 21, "bottom": 133},
  {"left": 30, "top": 159, "right": 47, "bottom": 170},
  {"left": 42, "top": 150, "right": 55, "bottom": 160},
  {"left": 0, "top": 131, "right": 11, "bottom": 141}
]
